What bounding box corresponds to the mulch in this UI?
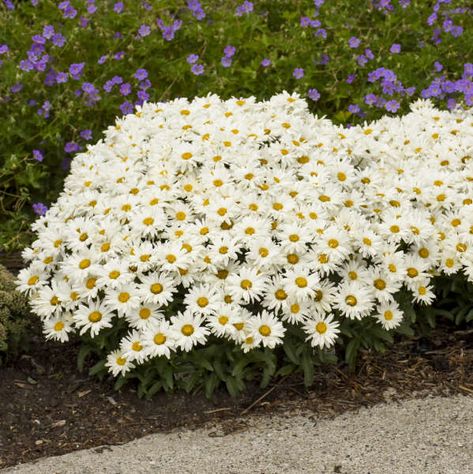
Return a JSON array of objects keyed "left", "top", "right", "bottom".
[{"left": 1, "top": 319, "right": 472, "bottom": 470}]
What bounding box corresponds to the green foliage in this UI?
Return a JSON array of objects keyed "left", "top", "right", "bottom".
[
  {"left": 75, "top": 274, "right": 472, "bottom": 398},
  {"left": 0, "top": 265, "right": 33, "bottom": 361}
]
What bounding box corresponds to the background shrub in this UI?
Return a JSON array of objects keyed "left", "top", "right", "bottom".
[
  {"left": 1, "top": 0, "right": 472, "bottom": 250},
  {"left": 0, "top": 264, "right": 32, "bottom": 361}
]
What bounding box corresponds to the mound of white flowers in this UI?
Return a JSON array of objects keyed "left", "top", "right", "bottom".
[{"left": 17, "top": 93, "right": 473, "bottom": 377}]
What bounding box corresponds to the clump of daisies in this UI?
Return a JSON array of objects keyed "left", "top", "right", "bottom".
[{"left": 17, "top": 93, "right": 473, "bottom": 378}]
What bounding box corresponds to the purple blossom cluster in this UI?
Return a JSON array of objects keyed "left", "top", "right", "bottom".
[
  {"left": 235, "top": 1, "right": 254, "bottom": 17},
  {"left": 187, "top": 0, "right": 205, "bottom": 20},
  {"left": 156, "top": 18, "right": 182, "bottom": 41},
  {"left": 221, "top": 45, "right": 236, "bottom": 68}
]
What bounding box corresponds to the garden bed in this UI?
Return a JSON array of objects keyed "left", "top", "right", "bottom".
[{"left": 1, "top": 320, "right": 472, "bottom": 470}]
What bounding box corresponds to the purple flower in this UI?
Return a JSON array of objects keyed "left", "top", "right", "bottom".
[
  {"left": 114, "top": 51, "right": 125, "bottom": 60},
  {"left": 261, "top": 58, "right": 271, "bottom": 67},
  {"left": 33, "top": 149, "right": 44, "bottom": 162},
  {"left": 4, "top": 0, "right": 15, "bottom": 10},
  {"left": 364, "top": 48, "right": 374, "bottom": 60},
  {"left": 134, "top": 68, "right": 148, "bottom": 80},
  {"left": 434, "top": 61, "right": 443, "bottom": 72},
  {"left": 43, "top": 25, "right": 55, "bottom": 39},
  {"left": 98, "top": 55, "right": 107, "bottom": 65},
  {"left": 385, "top": 100, "right": 400, "bottom": 113},
  {"left": 308, "top": 88, "right": 320, "bottom": 101},
  {"left": 293, "top": 68, "right": 304, "bottom": 79},
  {"left": 0, "top": 44, "right": 9, "bottom": 55},
  {"left": 120, "top": 101, "right": 134, "bottom": 115},
  {"left": 348, "top": 104, "right": 361, "bottom": 114},
  {"left": 139, "top": 79, "right": 151, "bottom": 90},
  {"left": 119, "top": 83, "right": 132, "bottom": 96},
  {"left": 319, "top": 54, "right": 330, "bottom": 65},
  {"left": 138, "top": 24, "right": 151, "bottom": 37},
  {"left": 191, "top": 63, "right": 204, "bottom": 75},
  {"left": 187, "top": 0, "right": 205, "bottom": 20},
  {"left": 316, "top": 28, "right": 327, "bottom": 39},
  {"left": 346, "top": 74, "right": 356, "bottom": 84},
  {"left": 113, "top": 1, "right": 124, "bottom": 13},
  {"left": 224, "top": 45, "right": 236, "bottom": 58},
  {"left": 32, "top": 202, "right": 48, "bottom": 216},
  {"left": 446, "top": 98, "right": 457, "bottom": 110},
  {"left": 10, "top": 82, "right": 23, "bottom": 93},
  {"left": 82, "top": 82, "right": 98, "bottom": 94},
  {"left": 364, "top": 93, "right": 378, "bottom": 106},
  {"left": 80, "top": 129, "right": 93, "bottom": 141},
  {"left": 112, "top": 75, "right": 124, "bottom": 85},
  {"left": 390, "top": 43, "right": 401, "bottom": 54},
  {"left": 32, "top": 35, "right": 46, "bottom": 45},
  {"left": 221, "top": 56, "right": 232, "bottom": 68},
  {"left": 156, "top": 18, "right": 182, "bottom": 41},
  {"left": 78, "top": 16, "right": 88, "bottom": 28},
  {"left": 137, "top": 90, "right": 150, "bottom": 101},
  {"left": 187, "top": 54, "right": 199, "bottom": 64},
  {"left": 51, "top": 33, "right": 66, "bottom": 47},
  {"left": 348, "top": 36, "right": 361, "bottom": 48},
  {"left": 357, "top": 55, "right": 368, "bottom": 67},
  {"left": 235, "top": 0, "right": 253, "bottom": 16},
  {"left": 69, "top": 62, "right": 85, "bottom": 79},
  {"left": 64, "top": 141, "right": 80, "bottom": 153}
]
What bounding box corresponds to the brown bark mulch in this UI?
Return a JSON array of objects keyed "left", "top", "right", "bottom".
[{"left": 1, "top": 321, "right": 472, "bottom": 470}]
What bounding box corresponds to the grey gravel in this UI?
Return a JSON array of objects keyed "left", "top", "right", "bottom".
[{"left": 4, "top": 395, "right": 473, "bottom": 474}]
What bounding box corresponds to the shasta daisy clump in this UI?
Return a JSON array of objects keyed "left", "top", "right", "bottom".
[{"left": 16, "top": 93, "right": 473, "bottom": 378}]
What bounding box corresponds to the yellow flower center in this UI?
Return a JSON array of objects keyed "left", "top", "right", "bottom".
[
  {"left": 132, "top": 341, "right": 143, "bottom": 352},
  {"left": 88, "top": 311, "right": 102, "bottom": 323},
  {"left": 50, "top": 296, "right": 60, "bottom": 306},
  {"left": 101, "top": 242, "right": 111, "bottom": 252},
  {"left": 139, "top": 308, "right": 151, "bottom": 319},
  {"left": 219, "top": 246, "right": 228, "bottom": 254},
  {"left": 79, "top": 259, "right": 91, "bottom": 269},
  {"left": 345, "top": 295, "right": 357, "bottom": 306},
  {"left": 240, "top": 279, "right": 253, "bottom": 290},
  {"left": 287, "top": 254, "right": 299, "bottom": 264},
  {"left": 27, "top": 275, "right": 39, "bottom": 286},
  {"left": 181, "top": 324, "right": 194, "bottom": 336},
  {"left": 181, "top": 152, "right": 193, "bottom": 160},
  {"left": 197, "top": 296, "right": 209, "bottom": 307},
  {"left": 109, "top": 270, "right": 120, "bottom": 279},
  {"left": 384, "top": 310, "right": 393, "bottom": 321},
  {"left": 295, "top": 277, "right": 308, "bottom": 288},
  {"left": 86, "top": 277, "right": 97, "bottom": 289},
  {"left": 289, "top": 234, "right": 300, "bottom": 242},
  {"left": 218, "top": 315, "right": 229, "bottom": 325},
  {"left": 166, "top": 254, "right": 177, "bottom": 263},
  {"left": 418, "top": 248, "right": 429, "bottom": 258},
  {"left": 154, "top": 333, "right": 166, "bottom": 345},
  {"left": 54, "top": 321, "right": 65, "bottom": 331},
  {"left": 116, "top": 356, "right": 127, "bottom": 366},
  {"left": 328, "top": 239, "right": 339, "bottom": 248},
  {"left": 337, "top": 172, "right": 347, "bottom": 182},
  {"left": 151, "top": 283, "right": 163, "bottom": 294},
  {"left": 143, "top": 217, "right": 154, "bottom": 226},
  {"left": 315, "top": 322, "right": 327, "bottom": 334},
  {"left": 176, "top": 211, "right": 186, "bottom": 221},
  {"left": 374, "top": 279, "right": 386, "bottom": 290},
  {"left": 275, "top": 289, "right": 287, "bottom": 300},
  {"left": 259, "top": 325, "right": 271, "bottom": 337},
  {"left": 407, "top": 267, "right": 419, "bottom": 278},
  {"left": 118, "top": 292, "right": 130, "bottom": 303}
]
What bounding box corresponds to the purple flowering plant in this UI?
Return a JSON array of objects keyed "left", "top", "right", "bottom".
[{"left": 0, "top": 0, "right": 472, "bottom": 249}]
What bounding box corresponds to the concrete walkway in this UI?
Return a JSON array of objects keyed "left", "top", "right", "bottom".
[{"left": 4, "top": 395, "right": 473, "bottom": 474}]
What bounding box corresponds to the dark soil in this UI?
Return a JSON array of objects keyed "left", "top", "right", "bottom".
[{"left": 1, "top": 321, "right": 472, "bottom": 470}]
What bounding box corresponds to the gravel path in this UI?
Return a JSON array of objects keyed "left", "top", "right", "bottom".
[{"left": 4, "top": 395, "right": 473, "bottom": 474}]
